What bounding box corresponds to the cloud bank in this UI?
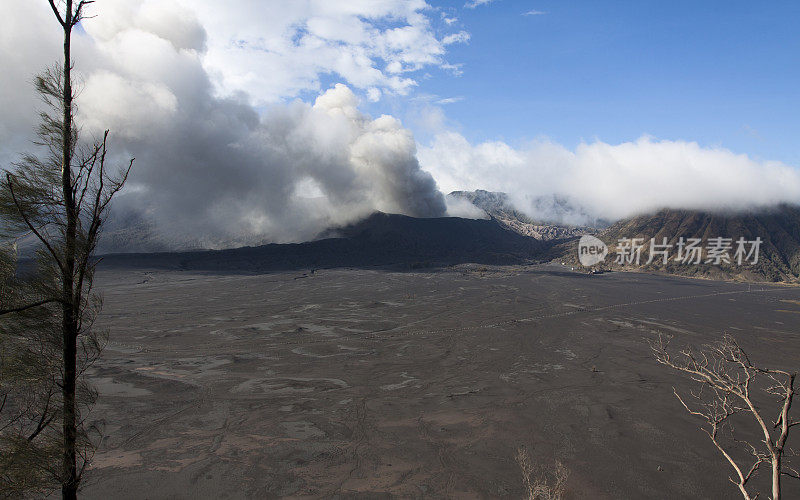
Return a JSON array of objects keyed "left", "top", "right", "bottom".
[{"left": 419, "top": 132, "right": 800, "bottom": 225}]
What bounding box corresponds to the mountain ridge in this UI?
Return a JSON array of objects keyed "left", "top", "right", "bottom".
[
  {"left": 99, "top": 212, "right": 542, "bottom": 272},
  {"left": 550, "top": 205, "right": 800, "bottom": 282}
]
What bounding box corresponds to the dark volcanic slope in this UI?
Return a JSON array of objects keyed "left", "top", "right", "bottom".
[
  {"left": 554, "top": 205, "right": 800, "bottom": 282},
  {"left": 100, "top": 212, "right": 542, "bottom": 272}
]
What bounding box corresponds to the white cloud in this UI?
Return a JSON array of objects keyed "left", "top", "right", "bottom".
[
  {"left": 445, "top": 193, "right": 488, "bottom": 219},
  {"left": 419, "top": 133, "right": 800, "bottom": 225},
  {"left": 161, "top": 0, "right": 470, "bottom": 104},
  {"left": 441, "top": 14, "right": 458, "bottom": 26},
  {"left": 442, "top": 31, "right": 470, "bottom": 45},
  {"left": 0, "top": 1, "right": 62, "bottom": 169},
  {"left": 465, "top": 0, "right": 495, "bottom": 9},
  {"left": 366, "top": 87, "right": 382, "bottom": 102},
  {"left": 523, "top": 10, "right": 547, "bottom": 16},
  {"left": 439, "top": 62, "right": 465, "bottom": 77},
  {"left": 80, "top": 72, "right": 178, "bottom": 140}
]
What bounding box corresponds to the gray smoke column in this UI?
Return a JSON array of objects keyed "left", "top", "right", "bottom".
[
  {"left": 101, "top": 81, "right": 447, "bottom": 249},
  {"left": 1, "top": 0, "right": 446, "bottom": 251}
]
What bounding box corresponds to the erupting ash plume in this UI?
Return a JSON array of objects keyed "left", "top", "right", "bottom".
[
  {"left": 101, "top": 81, "right": 447, "bottom": 250},
  {"left": 1, "top": 0, "right": 446, "bottom": 250}
]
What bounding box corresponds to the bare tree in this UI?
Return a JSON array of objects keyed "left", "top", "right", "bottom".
[
  {"left": 0, "top": 1, "right": 132, "bottom": 498},
  {"left": 515, "top": 446, "right": 569, "bottom": 500},
  {"left": 652, "top": 334, "right": 798, "bottom": 500}
]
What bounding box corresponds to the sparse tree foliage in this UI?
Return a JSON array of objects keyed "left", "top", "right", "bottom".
[
  {"left": 0, "top": 1, "right": 133, "bottom": 498},
  {"left": 515, "top": 446, "right": 568, "bottom": 500},
  {"left": 652, "top": 334, "right": 798, "bottom": 500},
  {"left": 1, "top": 243, "right": 62, "bottom": 496}
]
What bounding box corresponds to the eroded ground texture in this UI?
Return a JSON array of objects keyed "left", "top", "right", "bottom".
[{"left": 83, "top": 264, "right": 800, "bottom": 499}]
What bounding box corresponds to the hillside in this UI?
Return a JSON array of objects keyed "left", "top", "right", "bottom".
[
  {"left": 99, "top": 212, "right": 542, "bottom": 272},
  {"left": 551, "top": 205, "right": 800, "bottom": 282}
]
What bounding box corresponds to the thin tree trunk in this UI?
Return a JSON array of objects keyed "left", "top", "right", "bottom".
[
  {"left": 61, "top": 322, "right": 77, "bottom": 500},
  {"left": 772, "top": 453, "right": 781, "bottom": 500},
  {"left": 60, "top": 1, "right": 79, "bottom": 498}
]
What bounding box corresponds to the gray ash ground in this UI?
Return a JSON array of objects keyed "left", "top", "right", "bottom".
[{"left": 83, "top": 264, "right": 800, "bottom": 498}]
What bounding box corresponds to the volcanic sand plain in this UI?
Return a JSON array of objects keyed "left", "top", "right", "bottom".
[{"left": 83, "top": 264, "right": 800, "bottom": 498}]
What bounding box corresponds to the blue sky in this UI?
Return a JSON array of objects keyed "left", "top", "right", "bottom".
[{"left": 375, "top": 0, "right": 800, "bottom": 165}]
